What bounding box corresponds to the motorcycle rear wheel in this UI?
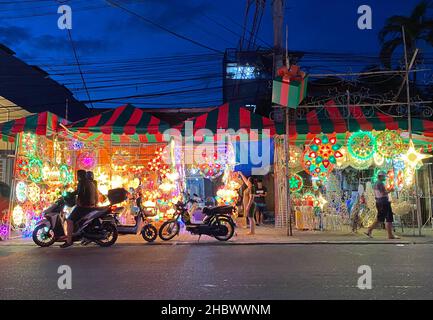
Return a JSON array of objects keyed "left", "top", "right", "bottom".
[
  {"left": 95, "top": 223, "right": 118, "bottom": 247},
  {"left": 32, "top": 225, "right": 56, "bottom": 247},
  {"left": 141, "top": 224, "right": 158, "bottom": 242},
  {"left": 213, "top": 216, "right": 235, "bottom": 241},
  {"left": 158, "top": 220, "right": 180, "bottom": 241}
]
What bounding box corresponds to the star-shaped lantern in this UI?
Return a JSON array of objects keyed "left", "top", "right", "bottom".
[{"left": 401, "top": 140, "right": 432, "bottom": 169}]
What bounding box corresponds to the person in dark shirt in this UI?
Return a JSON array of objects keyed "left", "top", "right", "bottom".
[
  {"left": 61, "top": 170, "right": 97, "bottom": 248},
  {"left": 253, "top": 179, "right": 267, "bottom": 225},
  {"left": 365, "top": 172, "right": 399, "bottom": 239}
]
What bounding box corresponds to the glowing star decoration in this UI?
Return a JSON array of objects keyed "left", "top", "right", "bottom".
[
  {"left": 375, "top": 130, "right": 405, "bottom": 158},
  {"left": 317, "top": 194, "right": 328, "bottom": 210},
  {"left": 147, "top": 147, "right": 170, "bottom": 178},
  {"left": 27, "top": 183, "right": 41, "bottom": 203},
  {"left": 400, "top": 140, "right": 432, "bottom": 169},
  {"left": 288, "top": 145, "right": 303, "bottom": 172},
  {"left": 15, "top": 181, "right": 27, "bottom": 203},
  {"left": 12, "top": 205, "right": 25, "bottom": 226},
  {"left": 77, "top": 151, "right": 96, "bottom": 170},
  {"left": 28, "top": 157, "right": 43, "bottom": 183},
  {"left": 347, "top": 131, "right": 376, "bottom": 160},
  {"left": 289, "top": 173, "right": 303, "bottom": 192}
]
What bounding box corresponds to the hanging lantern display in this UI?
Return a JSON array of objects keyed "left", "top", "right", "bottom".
[
  {"left": 334, "top": 146, "right": 350, "bottom": 169},
  {"left": 375, "top": 130, "right": 405, "bottom": 158},
  {"left": 12, "top": 205, "right": 25, "bottom": 226},
  {"left": 21, "top": 133, "right": 37, "bottom": 156},
  {"left": 288, "top": 145, "right": 303, "bottom": 172},
  {"left": 27, "top": 183, "right": 41, "bottom": 203},
  {"left": 197, "top": 149, "right": 225, "bottom": 180},
  {"left": 400, "top": 139, "right": 432, "bottom": 169},
  {"left": 15, "top": 181, "right": 27, "bottom": 203},
  {"left": 289, "top": 173, "right": 303, "bottom": 192},
  {"left": 347, "top": 131, "right": 376, "bottom": 160},
  {"left": 77, "top": 151, "right": 96, "bottom": 170},
  {"left": 16, "top": 158, "right": 29, "bottom": 179},
  {"left": 373, "top": 152, "right": 385, "bottom": 166},
  {"left": 147, "top": 147, "right": 170, "bottom": 178},
  {"left": 349, "top": 153, "right": 373, "bottom": 170},
  {"left": 302, "top": 135, "right": 342, "bottom": 178},
  {"left": 59, "top": 164, "right": 73, "bottom": 186},
  {"left": 28, "top": 157, "right": 43, "bottom": 183},
  {"left": 69, "top": 139, "right": 84, "bottom": 151}
]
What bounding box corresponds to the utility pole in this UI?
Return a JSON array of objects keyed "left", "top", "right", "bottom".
[{"left": 402, "top": 25, "right": 422, "bottom": 236}]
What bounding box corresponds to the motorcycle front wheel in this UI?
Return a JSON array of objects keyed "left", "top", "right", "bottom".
[
  {"left": 32, "top": 225, "right": 56, "bottom": 247},
  {"left": 213, "top": 216, "right": 235, "bottom": 241},
  {"left": 141, "top": 224, "right": 158, "bottom": 242},
  {"left": 158, "top": 220, "right": 180, "bottom": 241},
  {"left": 95, "top": 223, "right": 118, "bottom": 247}
]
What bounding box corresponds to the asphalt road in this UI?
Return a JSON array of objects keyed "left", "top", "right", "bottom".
[{"left": 1, "top": 243, "right": 432, "bottom": 300}]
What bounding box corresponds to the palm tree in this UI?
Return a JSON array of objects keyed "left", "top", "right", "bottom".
[{"left": 379, "top": 0, "right": 433, "bottom": 70}]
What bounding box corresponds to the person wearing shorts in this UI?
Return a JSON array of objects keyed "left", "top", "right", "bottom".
[{"left": 365, "top": 172, "right": 399, "bottom": 239}]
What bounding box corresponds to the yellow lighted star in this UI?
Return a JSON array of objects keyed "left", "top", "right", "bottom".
[{"left": 401, "top": 140, "right": 432, "bottom": 169}]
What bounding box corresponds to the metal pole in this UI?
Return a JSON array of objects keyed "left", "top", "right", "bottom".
[
  {"left": 285, "top": 106, "right": 292, "bottom": 236},
  {"left": 6, "top": 133, "right": 19, "bottom": 240},
  {"left": 402, "top": 26, "right": 422, "bottom": 236}
]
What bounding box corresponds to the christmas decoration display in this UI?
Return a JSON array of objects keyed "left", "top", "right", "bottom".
[
  {"left": 69, "top": 139, "right": 84, "bottom": 151},
  {"left": 288, "top": 145, "right": 303, "bottom": 172},
  {"left": 0, "top": 224, "right": 8, "bottom": 240},
  {"left": 147, "top": 147, "right": 170, "bottom": 179},
  {"left": 12, "top": 205, "right": 25, "bottom": 226},
  {"left": 289, "top": 173, "right": 303, "bottom": 192},
  {"left": 15, "top": 181, "right": 27, "bottom": 203},
  {"left": 302, "top": 135, "right": 343, "bottom": 179},
  {"left": 375, "top": 130, "right": 405, "bottom": 158},
  {"left": 400, "top": 139, "right": 432, "bottom": 169},
  {"left": 28, "top": 157, "right": 43, "bottom": 183},
  {"left": 272, "top": 65, "right": 308, "bottom": 108},
  {"left": 334, "top": 146, "right": 350, "bottom": 169},
  {"left": 347, "top": 131, "right": 376, "bottom": 160},
  {"left": 59, "top": 164, "right": 73, "bottom": 186},
  {"left": 348, "top": 153, "right": 373, "bottom": 170},
  {"left": 77, "top": 151, "right": 96, "bottom": 170},
  {"left": 21, "top": 133, "right": 37, "bottom": 156},
  {"left": 27, "top": 183, "right": 41, "bottom": 203},
  {"left": 16, "top": 158, "right": 29, "bottom": 179},
  {"left": 373, "top": 152, "right": 385, "bottom": 166}
]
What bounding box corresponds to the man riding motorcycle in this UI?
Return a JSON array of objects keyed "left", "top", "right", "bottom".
[{"left": 60, "top": 170, "right": 97, "bottom": 248}]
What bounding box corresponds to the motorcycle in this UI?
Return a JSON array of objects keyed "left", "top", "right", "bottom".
[
  {"left": 113, "top": 193, "right": 158, "bottom": 242},
  {"left": 158, "top": 201, "right": 235, "bottom": 241},
  {"left": 32, "top": 188, "right": 127, "bottom": 247}
]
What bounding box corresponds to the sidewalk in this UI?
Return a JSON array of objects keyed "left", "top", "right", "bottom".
[{"left": 2, "top": 225, "right": 433, "bottom": 246}]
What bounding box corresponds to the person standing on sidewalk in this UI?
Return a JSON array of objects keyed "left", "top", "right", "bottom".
[
  {"left": 253, "top": 179, "right": 267, "bottom": 225},
  {"left": 239, "top": 172, "right": 255, "bottom": 235},
  {"left": 365, "top": 172, "right": 399, "bottom": 239}
]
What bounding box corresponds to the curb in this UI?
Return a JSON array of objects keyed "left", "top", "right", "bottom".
[{"left": 1, "top": 240, "right": 432, "bottom": 247}]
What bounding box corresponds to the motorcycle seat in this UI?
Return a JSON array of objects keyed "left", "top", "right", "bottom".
[{"left": 202, "top": 205, "right": 233, "bottom": 216}]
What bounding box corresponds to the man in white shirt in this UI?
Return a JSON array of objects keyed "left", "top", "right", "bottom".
[{"left": 365, "top": 172, "right": 399, "bottom": 239}]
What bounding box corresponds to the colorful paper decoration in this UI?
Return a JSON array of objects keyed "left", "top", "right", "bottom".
[
  {"left": 16, "top": 181, "right": 27, "bottom": 203},
  {"left": 289, "top": 173, "right": 303, "bottom": 192},
  {"left": 400, "top": 139, "right": 432, "bottom": 169},
  {"left": 375, "top": 130, "right": 405, "bottom": 158},
  {"left": 28, "top": 157, "right": 43, "bottom": 183},
  {"left": 347, "top": 131, "right": 376, "bottom": 160},
  {"left": 77, "top": 151, "right": 96, "bottom": 170}
]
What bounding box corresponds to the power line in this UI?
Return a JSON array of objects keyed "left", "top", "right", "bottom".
[{"left": 105, "top": 0, "right": 224, "bottom": 54}]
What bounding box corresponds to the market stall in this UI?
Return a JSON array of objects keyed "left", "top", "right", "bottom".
[{"left": 274, "top": 100, "right": 433, "bottom": 232}]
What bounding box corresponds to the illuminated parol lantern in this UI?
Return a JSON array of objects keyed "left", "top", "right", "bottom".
[
  {"left": 375, "top": 130, "right": 405, "bottom": 158},
  {"left": 347, "top": 131, "right": 376, "bottom": 160}
]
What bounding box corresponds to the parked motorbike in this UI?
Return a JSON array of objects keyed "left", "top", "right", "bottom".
[
  {"left": 113, "top": 194, "right": 158, "bottom": 242},
  {"left": 32, "top": 188, "right": 127, "bottom": 247},
  {"left": 158, "top": 202, "right": 235, "bottom": 241}
]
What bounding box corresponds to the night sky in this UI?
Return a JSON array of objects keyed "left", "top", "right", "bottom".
[{"left": 0, "top": 0, "right": 430, "bottom": 109}]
